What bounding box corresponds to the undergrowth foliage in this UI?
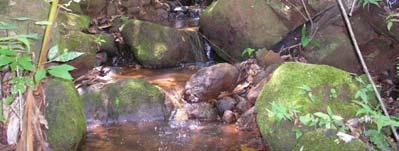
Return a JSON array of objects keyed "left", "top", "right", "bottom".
[
  {"left": 0, "top": 20, "right": 83, "bottom": 122},
  {"left": 265, "top": 77, "right": 399, "bottom": 150}
]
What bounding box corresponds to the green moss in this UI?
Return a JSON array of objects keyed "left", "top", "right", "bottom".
[
  {"left": 199, "top": 0, "right": 289, "bottom": 61},
  {"left": 83, "top": 79, "right": 166, "bottom": 122},
  {"left": 293, "top": 129, "right": 371, "bottom": 151},
  {"left": 57, "top": 12, "right": 90, "bottom": 31},
  {"left": 255, "top": 62, "right": 369, "bottom": 150},
  {"left": 45, "top": 79, "right": 86, "bottom": 151},
  {"left": 121, "top": 19, "right": 205, "bottom": 67}
]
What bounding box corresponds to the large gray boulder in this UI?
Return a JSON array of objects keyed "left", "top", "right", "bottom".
[{"left": 121, "top": 19, "right": 206, "bottom": 68}]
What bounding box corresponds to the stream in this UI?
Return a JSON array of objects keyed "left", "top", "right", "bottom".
[{"left": 78, "top": 68, "right": 265, "bottom": 151}]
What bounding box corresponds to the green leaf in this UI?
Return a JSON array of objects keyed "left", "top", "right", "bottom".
[
  {"left": 16, "top": 37, "right": 31, "bottom": 51},
  {"left": 47, "top": 64, "right": 76, "bottom": 71},
  {"left": 47, "top": 64, "right": 76, "bottom": 80},
  {"left": 12, "top": 17, "right": 30, "bottom": 21},
  {"left": 53, "top": 51, "right": 84, "bottom": 62},
  {"left": 0, "top": 49, "right": 17, "bottom": 56},
  {"left": 35, "top": 21, "right": 52, "bottom": 26},
  {"left": 0, "top": 56, "right": 12, "bottom": 67},
  {"left": 35, "top": 69, "right": 47, "bottom": 84},
  {"left": 314, "top": 112, "right": 329, "bottom": 119},
  {"left": 48, "top": 45, "right": 59, "bottom": 61},
  {"left": 365, "top": 130, "right": 393, "bottom": 151},
  {"left": 387, "top": 21, "right": 393, "bottom": 31},
  {"left": 0, "top": 22, "right": 16, "bottom": 30},
  {"left": 301, "top": 25, "right": 310, "bottom": 47},
  {"left": 3, "top": 95, "right": 15, "bottom": 105},
  {"left": 17, "top": 56, "right": 34, "bottom": 71}
]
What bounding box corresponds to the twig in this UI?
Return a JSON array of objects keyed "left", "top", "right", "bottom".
[
  {"left": 349, "top": 0, "right": 358, "bottom": 16},
  {"left": 336, "top": 0, "right": 399, "bottom": 142}
]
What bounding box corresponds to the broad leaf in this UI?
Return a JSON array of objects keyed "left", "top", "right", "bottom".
[
  {"left": 17, "top": 56, "right": 34, "bottom": 71},
  {"left": 0, "top": 49, "right": 17, "bottom": 56},
  {"left": 35, "top": 21, "right": 52, "bottom": 26},
  {"left": 12, "top": 17, "right": 30, "bottom": 21},
  {"left": 48, "top": 45, "right": 59, "bottom": 61},
  {"left": 0, "top": 56, "right": 12, "bottom": 67},
  {"left": 35, "top": 69, "right": 47, "bottom": 84},
  {"left": 17, "top": 37, "right": 31, "bottom": 51},
  {"left": 47, "top": 64, "right": 76, "bottom": 80},
  {"left": 0, "top": 22, "right": 16, "bottom": 30},
  {"left": 53, "top": 51, "right": 84, "bottom": 62}
]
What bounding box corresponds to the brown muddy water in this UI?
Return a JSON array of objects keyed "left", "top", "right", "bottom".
[
  {"left": 78, "top": 68, "right": 264, "bottom": 151},
  {"left": 78, "top": 121, "right": 262, "bottom": 151}
]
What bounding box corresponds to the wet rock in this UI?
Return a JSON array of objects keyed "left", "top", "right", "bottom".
[
  {"left": 255, "top": 50, "right": 284, "bottom": 68},
  {"left": 45, "top": 79, "right": 86, "bottom": 151},
  {"left": 183, "top": 63, "right": 239, "bottom": 102},
  {"left": 82, "top": 79, "right": 166, "bottom": 125},
  {"left": 199, "top": 0, "right": 289, "bottom": 62},
  {"left": 247, "top": 78, "right": 267, "bottom": 105},
  {"left": 235, "top": 96, "right": 251, "bottom": 114},
  {"left": 121, "top": 19, "right": 206, "bottom": 68},
  {"left": 303, "top": 25, "right": 362, "bottom": 73},
  {"left": 216, "top": 97, "right": 236, "bottom": 115},
  {"left": 255, "top": 63, "right": 373, "bottom": 150},
  {"left": 236, "top": 107, "right": 256, "bottom": 131},
  {"left": 184, "top": 102, "right": 218, "bottom": 121},
  {"left": 222, "top": 110, "right": 236, "bottom": 124}
]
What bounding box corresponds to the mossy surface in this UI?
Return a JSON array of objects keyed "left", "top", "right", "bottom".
[
  {"left": 293, "top": 129, "right": 371, "bottom": 151},
  {"left": 121, "top": 19, "right": 205, "bottom": 68},
  {"left": 200, "top": 0, "right": 289, "bottom": 62},
  {"left": 83, "top": 79, "right": 166, "bottom": 123},
  {"left": 45, "top": 79, "right": 86, "bottom": 151},
  {"left": 255, "top": 62, "right": 368, "bottom": 150}
]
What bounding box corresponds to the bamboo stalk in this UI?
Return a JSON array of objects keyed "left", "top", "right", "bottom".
[{"left": 37, "top": 0, "right": 59, "bottom": 70}]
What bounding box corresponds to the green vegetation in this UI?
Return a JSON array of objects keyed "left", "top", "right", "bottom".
[
  {"left": 359, "top": 0, "right": 381, "bottom": 7},
  {"left": 241, "top": 48, "right": 256, "bottom": 58}
]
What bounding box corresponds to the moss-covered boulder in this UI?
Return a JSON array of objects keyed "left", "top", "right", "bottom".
[
  {"left": 255, "top": 63, "right": 370, "bottom": 150},
  {"left": 59, "top": 0, "right": 84, "bottom": 14},
  {"left": 45, "top": 79, "right": 86, "bottom": 151},
  {"left": 199, "top": 0, "right": 289, "bottom": 62},
  {"left": 121, "top": 19, "right": 206, "bottom": 68},
  {"left": 293, "top": 129, "right": 370, "bottom": 151},
  {"left": 57, "top": 12, "right": 116, "bottom": 77},
  {"left": 82, "top": 79, "right": 166, "bottom": 125}
]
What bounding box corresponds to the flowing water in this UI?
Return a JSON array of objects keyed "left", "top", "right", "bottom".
[
  {"left": 78, "top": 68, "right": 264, "bottom": 151},
  {"left": 79, "top": 121, "right": 262, "bottom": 151}
]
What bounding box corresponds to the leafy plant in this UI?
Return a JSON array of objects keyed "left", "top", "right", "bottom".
[
  {"left": 359, "top": 0, "right": 381, "bottom": 7},
  {"left": 313, "top": 106, "right": 345, "bottom": 130},
  {"left": 0, "top": 25, "right": 82, "bottom": 122},
  {"left": 241, "top": 48, "right": 256, "bottom": 58},
  {"left": 300, "top": 25, "right": 319, "bottom": 48},
  {"left": 330, "top": 88, "right": 338, "bottom": 99},
  {"left": 298, "top": 85, "right": 316, "bottom": 102},
  {"left": 365, "top": 130, "right": 393, "bottom": 151},
  {"left": 267, "top": 102, "right": 301, "bottom": 123},
  {"left": 386, "top": 13, "right": 399, "bottom": 31}
]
